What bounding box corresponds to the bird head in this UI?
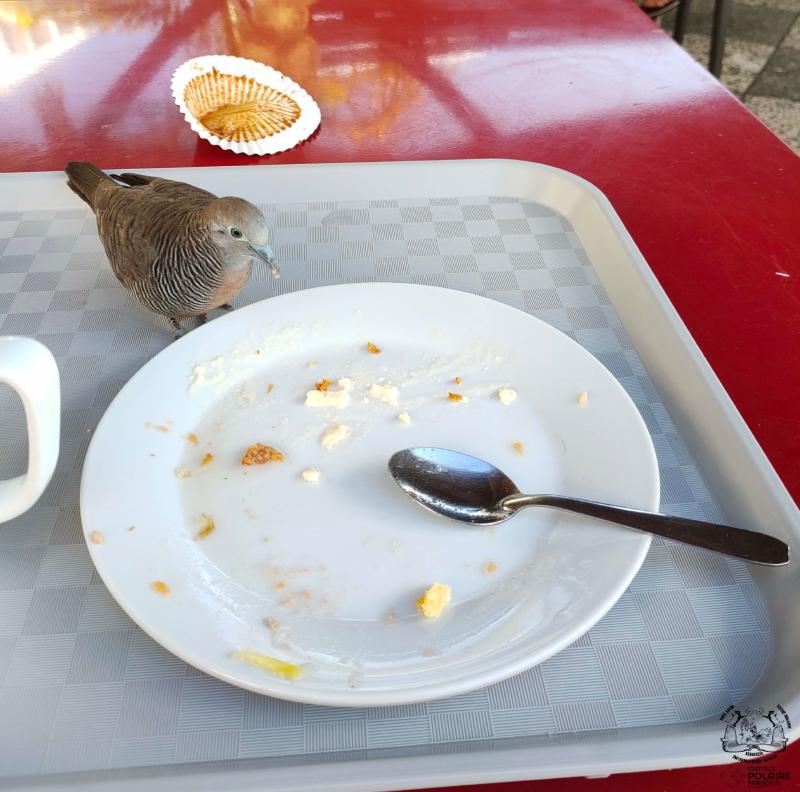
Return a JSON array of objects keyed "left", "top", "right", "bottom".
[{"left": 206, "top": 197, "right": 280, "bottom": 279}]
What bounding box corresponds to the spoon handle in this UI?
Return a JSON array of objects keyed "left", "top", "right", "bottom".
[{"left": 500, "top": 494, "right": 789, "bottom": 566}]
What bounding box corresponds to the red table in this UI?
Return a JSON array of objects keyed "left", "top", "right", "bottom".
[{"left": 2, "top": 1, "right": 799, "bottom": 789}]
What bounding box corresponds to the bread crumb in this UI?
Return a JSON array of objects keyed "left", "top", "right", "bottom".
[
  {"left": 89, "top": 530, "right": 104, "bottom": 544},
  {"left": 315, "top": 378, "right": 331, "bottom": 391},
  {"left": 305, "top": 380, "right": 352, "bottom": 408},
  {"left": 242, "top": 443, "right": 285, "bottom": 465},
  {"left": 498, "top": 387, "right": 517, "bottom": 405},
  {"left": 230, "top": 649, "right": 302, "bottom": 680},
  {"left": 307, "top": 360, "right": 318, "bottom": 368},
  {"left": 274, "top": 581, "right": 286, "bottom": 589},
  {"left": 175, "top": 467, "right": 191, "bottom": 479},
  {"left": 301, "top": 467, "right": 320, "bottom": 483},
  {"left": 448, "top": 392, "right": 467, "bottom": 402},
  {"left": 454, "top": 376, "right": 462, "bottom": 385},
  {"left": 151, "top": 580, "right": 171, "bottom": 596},
  {"left": 301, "top": 589, "right": 312, "bottom": 601},
  {"left": 201, "top": 453, "right": 213, "bottom": 467},
  {"left": 484, "top": 561, "right": 498, "bottom": 575},
  {"left": 127, "top": 525, "right": 136, "bottom": 532},
  {"left": 512, "top": 441, "right": 524, "bottom": 454},
  {"left": 416, "top": 583, "right": 452, "bottom": 618},
  {"left": 321, "top": 423, "right": 351, "bottom": 449},
  {"left": 186, "top": 432, "right": 199, "bottom": 445},
  {"left": 577, "top": 390, "right": 589, "bottom": 405},
  {"left": 366, "top": 341, "right": 381, "bottom": 354},
  {"left": 266, "top": 383, "right": 274, "bottom": 394},
  {"left": 195, "top": 513, "right": 215, "bottom": 540},
  {"left": 368, "top": 383, "right": 399, "bottom": 405},
  {"left": 397, "top": 411, "right": 411, "bottom": 424},
  {"left": 266, "top": 617, "right": 280, "bottom": 631}
]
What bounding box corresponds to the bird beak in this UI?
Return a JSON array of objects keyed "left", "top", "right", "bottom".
[{"left": 248, "top": 244, "right": 280, "bottom": 279}]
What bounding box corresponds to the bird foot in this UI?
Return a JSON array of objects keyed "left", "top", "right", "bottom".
[
  {"left": 220, "top": 303, "right": 234, "bottom": 312},
  {"left": 170, "top": 318, "right": 187, "bottom": 340}
]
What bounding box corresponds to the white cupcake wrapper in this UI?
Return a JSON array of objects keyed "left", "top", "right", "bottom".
[{"left": 171, "top": 55, "right": 321, "bottom": 156}]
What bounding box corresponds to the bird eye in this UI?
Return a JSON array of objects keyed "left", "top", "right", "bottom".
[{"left": 230, "top": 227, "right": 243, "bottom": 238}]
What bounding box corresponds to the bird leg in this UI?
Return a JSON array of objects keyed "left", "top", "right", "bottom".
[
  {"left": 170, "top": 317, "right": 187, "bottom": 340},
  {"left": 220, "top": 303, "right": 234, "bottom": 312},
  {"left": 197, "top": 314, "right": 208, "bottom": 325}
]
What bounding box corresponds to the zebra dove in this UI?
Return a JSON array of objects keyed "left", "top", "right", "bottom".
[{"left": 65, "top": 162, "right": 279, "bottom": 339}]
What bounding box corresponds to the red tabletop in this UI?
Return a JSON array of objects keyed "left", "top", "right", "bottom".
[{"left": 2, "top": 0, "right": 799, "bottom": 788}]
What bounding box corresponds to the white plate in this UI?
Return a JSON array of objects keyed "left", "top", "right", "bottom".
[{"left": 81, "top": 283, "right": 658, "bottom": 706}]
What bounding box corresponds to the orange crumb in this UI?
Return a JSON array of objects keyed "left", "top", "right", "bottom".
[
  {"left": 454, "top": 376, "right": 462, "bottom": 385},
  {"left": 448, "top": 392, "right": 465, "bottom": 402},
  {"left": 195, "top": 514, "right": 215, "bottom": 540},
  {"left": 127, "top": 525, "right": 136, "bottom": 532},
  {"left": 265, "top": 617, "right": 280, "bottom": 631},
  {"left": 242, "top": 443, "right": 285, "bottom": 465},
  {"left": 186, "top": 432, "right": 199, "bottom": 444},
  {"left": 151, "top": 580, "right": 171, "bottom": 596},
  {"left": 484, "top": 561, "right": 498, "bottom": 575},
  {"left": 512, "top": 441, "right": 524, "bottom": 454},
  {"left": 266, "top": 384, "right": 274, "bottom": 394},
  {"left": 201, "top": 453, "right": 213, "bottom": 467},
  {"left": 89, "top": 530, "right": 104, "bottom": 544},
  {"left": 301, "top": 589, "right": 312, "bottom": 601},
  {"left": 274, "top": 581, "right": 286, "bottom": 590},
  {"left": 153, "top": 425, "right": 169, "bottom": 433},
  {"left": 315, "top": 378, "right": 331, "bottom": 392},
  {"left": 366, "top": 341, "right": 381, "bottom": 354}
]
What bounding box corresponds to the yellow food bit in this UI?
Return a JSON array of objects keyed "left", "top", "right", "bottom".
[
  {"left": 242, "top": 443, "right": 285, "bottom": 465},
  {"left": 195, "top": 514, "right": 215, "bottom": 540},
  {"left": 89, "top": 530, "right": 104, "bottom": 545},
  {"left": 512, "top": 441, "right": 524, "bottom": 454},
  {"left": 307, "top": 360, "right": 318, "bottom": 367},
  {"left": 577, "top": 390, "right": 589, "bottom": 406},
  {"left": 366, "top": 341, "right": 381, "bottom": 355},
  {"left": 186, "top": 432, "right": 199, "bottom": 445},
  {"left": 315, "top": 378, "right": 331, "bottom": 392},
  {"left": 230, "top": 649, "right": 303, "bottom": 680},
  {"left": 175, "top": 467, "right": 191, "bottom": 479},
  {"left": 454, "top": 376, "right": 462, "bottom": 385},
  {"left": 274, "top": 581, "right": 286, "bottom": 590},
  {"left": 447, "top": 392, "right": 465, "bottom": 402},
  {"left": 397, "top": 411, "right": 411, "bottom": 424},
  {"left": 151, "top": 580, "right": 171, "bottom": 596},
  {"left": 266, "top": 383, "right": 274, "bottom": 394},
  {"left": 153, "top": 425, "right": 169, "bottom": 433},
  {"left": 416, "top": 582, "right": 452, "bottom": 619},
  {"left": 484, "top": 561, "right": 498, "bottom": 575},
  {"left": 201, "top": 453, "right": 214, "bottom": 467}
]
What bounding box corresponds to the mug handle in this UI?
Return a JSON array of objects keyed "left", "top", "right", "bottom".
[{"left": 0, "top": 337, "right": 60, "bottom": 524}]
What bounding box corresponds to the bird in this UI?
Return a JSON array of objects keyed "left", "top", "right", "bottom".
[{"left": 64, "top": 162, "right": 279, "bottom": 339}]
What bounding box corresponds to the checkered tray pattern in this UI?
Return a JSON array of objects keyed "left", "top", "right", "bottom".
[{"left": 0, "top": 196, "right": 771, "bottom": 777}]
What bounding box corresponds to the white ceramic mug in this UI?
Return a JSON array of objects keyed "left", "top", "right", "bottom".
[{"left": 0, "top": 337, "right": 60, "bottom": 523}]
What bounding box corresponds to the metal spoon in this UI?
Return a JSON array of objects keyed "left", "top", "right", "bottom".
[{"left": 388, "top": 447, "right": 789, "bottom": 566}]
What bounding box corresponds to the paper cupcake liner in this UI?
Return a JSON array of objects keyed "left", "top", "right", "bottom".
[{"left": 171, "top": 55, "right": 321, "bottom": 156}]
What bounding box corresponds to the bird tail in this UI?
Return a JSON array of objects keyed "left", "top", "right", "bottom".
[
  {"left": 109, "top": 172, "right": 155, "bottom": 187},
  {"left": 64, "top": 162, "right": 112, "bottom": 207}
]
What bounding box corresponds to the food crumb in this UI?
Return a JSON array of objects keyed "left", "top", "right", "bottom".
[
  {"left": 366, "top": 341, "right": 381, "bottom": 354},
  {"left": 201, "top": 453, "right": 213, "bottom": 467},
  {"left": 368, "top": 382, "right": 399, "bottom": 406},
  {"left": 242, "top": 443, "right": 285, "bottom": 465},
  {"left": 512, "top": 441, "right": 524, "bottom": 454},
  {"left": 195, "top": 513, "right": 215, "bottom": 540},
  {"left": 230, "top": 649, "right": 302, "bottom": 680},
  {"left": 175, "top": 467, "right": 191, "bottom": 479},
  {"left": 320, "top": 423, "right": 351, "bottom": 449},
  {"left": 266, "top": 383, "right": 274, "bottom": 394},
  {"left": 127, "top": 525, "right": 136, "bottom": 532},
  {"left": 447, "top": 392, "right": 467, "bottom": 403},
  {"left": 265, "top": 617, "right": 280, "bottom": 631},
  {"left": 274, "top": 581, "right": 286, "bottom": 589},
  {"left": 422, "top": 647, "right": 442, "bottom": 657},
  {"left": 577, "top": 390, "right": 589, "bottom": 406},
  {"left": 89, "top": 530, "right": 104, "bottom": 544},
  {"left": 151, "top": 580, "right": 171, "bottom": 596},
  {"left": 454, "top": 376, "right": 462, "bottom": 385},
  {"left": 186, "top": 432, "right": 199, "bottom": 445},
  {"left": 397, "top": 411, "right": 411, "bottom": 424},
  {"left": 301, "top": 467, "right": 320, "bottom": 483},
  {"left": 498, "top": 387, "right": 517, "bottom": 405},
  {"left": 416, "top": 582, "right": 452, "bottom": 619},
  {"left": 301, "top": 589, "right": 312, "bottom": 601},
  {"left": 484, "top": 561, "right": 498, "bottom": 575},
  {"left": 307, "top": 360, "right": 318, "bottom": 368},
  {"left": 315, "top": 378, "right": 331, "bottom": 392}
]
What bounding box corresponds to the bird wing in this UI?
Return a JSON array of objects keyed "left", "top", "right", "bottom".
[
  {"left": 91, "top": 178, "right": 216, "bottom": 287},
  {"left": 110, "top": 173, "right": 218, "bottom": 204}
]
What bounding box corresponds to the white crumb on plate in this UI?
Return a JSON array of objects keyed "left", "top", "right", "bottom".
[
  {"left": 577, "top": 390, "right": 589, "bottom": 406},
  {"left": 497, "top": 387, "right": 517, "bottom": 404},
  {"left": 89, "top": 530, "right": 104, "bottom": 544},
  {"left": 397, "top": 411, "right": 411, "bottom": 424},
  {"left": 320, "top": 424, "right": 351, "bottom": 449},
  {"left": 301, "top": 467, "right": 321, "bottom": 483},
  {"left": 305, "top": 388, "right": 352, "bottom": 408},
  {"left": 368, "top": 383, "right": 399, "bottom": 406}
]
